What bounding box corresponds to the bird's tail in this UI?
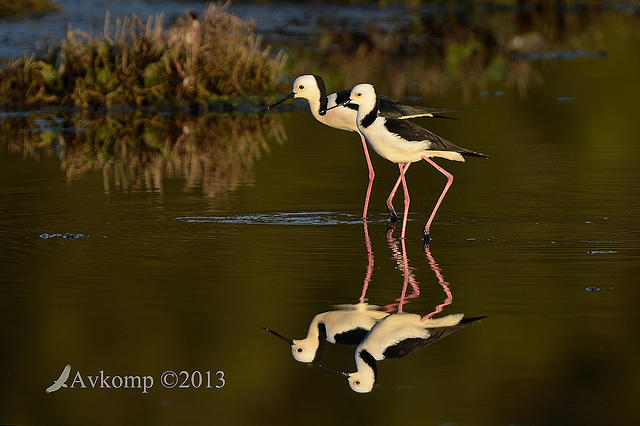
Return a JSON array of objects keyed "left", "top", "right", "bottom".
[
  {"left": 460, "top": 149, "right": 489, "bottom": 159},
  {"left": 459, "top": 316, "right": 488, "bottom": 324},
  {"left": 422, "top": 313, "right": 464, "bottom": 327},
  {"left": 422, "top": 316, "right": 486, "bottom": 345}
]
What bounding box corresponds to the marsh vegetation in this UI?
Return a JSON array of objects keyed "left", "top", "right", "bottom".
[{"left": 0, "top": 3, "right": 285, "bottom": 108}]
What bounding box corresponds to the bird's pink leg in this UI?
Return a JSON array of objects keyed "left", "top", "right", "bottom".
[
  {"left": 386, "top": 163, "right": 410, "bottom": 222},
  {"left": 386, "top": 175, "right": 402, "bottom": 221},
  {"left": 399, "top": 163, "right": 411, "bottom": 240},
  {"left": 422, "top": 156, "right": 454, "bottom": 243},
  {"left": 359, "top": 133, "right": 375, "bottom": 220}
]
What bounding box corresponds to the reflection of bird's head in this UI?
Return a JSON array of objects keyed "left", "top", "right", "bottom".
[
  {"left": 291, "top": 338, "right": 319, "bottom": 363},
  {"left": 264, "top": 321, "right": 326, "bottom": 364},
  {"left": 320, "top": 349, "right": 377, "bottom": 393},
  {"left": 264, "top": 328, "right": 319, "bottom": 363},
  {"left": 347, "top": 370, "right": 375, "bottom": 393}
]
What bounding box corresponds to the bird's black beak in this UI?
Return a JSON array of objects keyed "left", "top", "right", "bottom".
[
  {"left": 263, "top": 327, "right": 294, "bottom": 345},
  {"left": 265, "top": 92, "right": 295, "bottom": 111},
  {"left": 320, "top": 98, "right": 351, "bottom": 114},
  {"left": 318, "top": 364, "right": 350, "bottom": 378}
]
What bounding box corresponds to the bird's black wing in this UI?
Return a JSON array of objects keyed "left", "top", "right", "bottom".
[
  {"left": 384, "top": 118, "right": 449, "bottom": 145},
  {"left": 378, "top": 96, "right": 457, "bottom": 120},
  {"left": 334, "top": 328, "right": 370, "bottom": 345},
  {"left": 382, "top": 316, "right": 486, "bottom": 359},
  {"left": 384, "top": 119, "right": 489, "bottom": 158}
]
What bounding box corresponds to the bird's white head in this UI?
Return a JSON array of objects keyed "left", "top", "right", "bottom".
[
  {"left": 263, "top": 328, "right": 321, "bottom": 363},
  {"left": 318, "top": 364, "right": 375, "bottom": 393},
  {"left": 348, "top": 83, "right": 377, "bottom": 108},
  {"left": 266, "top": 75, "right": 325, "bottom": 111},
  {"left": 291, "top": 338, "right": 319, "bottom": 363},
  {"left": 347, "top": 370, "right": 375, "bottom": 393},
  {"left": 291, "top": 75, "right": 323, "bottom": 102}
]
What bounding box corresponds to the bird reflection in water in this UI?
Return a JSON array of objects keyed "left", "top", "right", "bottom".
[
  {"left": 322, "top": 223, "right": 485, "bottom": 393},
  {"left": 263, "top": 221, "right": 388, "bottom": 363}
]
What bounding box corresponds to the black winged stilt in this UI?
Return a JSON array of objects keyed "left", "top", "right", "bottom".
[
  {"left": 325, "top": 83, "right": 488, "bottom": 242},
  {"left": 266, "top": 74, "right": 456, "bottom": 220},
  {"left": 263, "top": 222, "right": 389, "bottom": 363},
  {"left": 321, "top": 236, "right": 485, "bottom": 393}
]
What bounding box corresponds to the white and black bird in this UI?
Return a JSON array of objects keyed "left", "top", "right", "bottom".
[
  {"left": 263, "top": 302, "right": 389, "bottom": 363},
  {"left": 323, "top": 313, "right": 485, "bottom": 393},
  {"left": 266, "top": 74, "right": 456, "bottom": 219},
  {"left": 326, "top": 83, "right": 488, "bottom": 242}
]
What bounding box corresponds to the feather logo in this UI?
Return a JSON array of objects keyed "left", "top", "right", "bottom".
[{"left": 45, "top": 364, "right": 71, "bottom": 393}]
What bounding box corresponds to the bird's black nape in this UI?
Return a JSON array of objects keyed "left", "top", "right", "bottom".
[
  {"left": 360, "top": 90, "right": 378, "bottom": 128},
  {"left": 312, "top": 74, "right": 328, "bottom": 114},
  {"left": 359, "top": 350, "right": 378, "bottom": 383},
  {"left": 312, "top": 323, "right": 328, "bottom": 363}
]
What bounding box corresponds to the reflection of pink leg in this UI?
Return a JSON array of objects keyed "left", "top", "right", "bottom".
[
  {"left": 399, "top": 163, "right": 411, "bottom": 240},
  {"left": 397, "top": 272, "right": 409, "bottom": 312},
  {"left": 397, "top": 239, "right": 422, "bottom": 312},
  {"left": 384, "top": 228, "right": 421, "bottom": 313},
  {"left": 386, "top": 163, "right": 410, "bottom": 221},
  {"left": 421, "top": 246, "right": 453, "bottom": 321},
  {"left": 422, "top": 156, "right": 454, "bottom": 242},
  {"left": 360, "top": 133, "right": 375, "bottom": 220},
  {"left": 359, "top": 220, "right": 374, "bottom": 304}
]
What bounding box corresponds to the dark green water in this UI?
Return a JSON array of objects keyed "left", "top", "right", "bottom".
[{"left": 2, "top": 17, "right": 640, "bottom": 426}]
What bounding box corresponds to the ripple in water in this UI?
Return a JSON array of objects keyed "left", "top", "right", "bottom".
[{"left": 176, "top": 212, "right": 387, "bottom": 226}]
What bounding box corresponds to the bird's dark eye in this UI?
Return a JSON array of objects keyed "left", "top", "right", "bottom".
[
  {"left": 356, "top": 93, "right": 362, "bottom": 96},
  {"left": 355, "top": 381, "right": 360, "bottom": 385},
  {"left": 297, "top": 348, "right": 303, "bottom": 352},
  {"left": 299, "top": 85, "right": 304, "bottom": 89}
]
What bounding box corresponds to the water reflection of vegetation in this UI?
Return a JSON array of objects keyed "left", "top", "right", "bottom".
[
  {"left": 283, "top": 2, "right": 640, "bottom": 100},
  {"left": 1, "top": 112, "right": 286, "bottom": 196}
]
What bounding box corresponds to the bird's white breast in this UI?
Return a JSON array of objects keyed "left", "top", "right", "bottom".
[
  {"left": 359, "top": 118, "right": 432, "bottom": 164},
  {"left": 319, "top": 310, "right": 388, "bottom": 343},
  {"left": 313, "top": 93, "right": 359, "bottom": 132}
]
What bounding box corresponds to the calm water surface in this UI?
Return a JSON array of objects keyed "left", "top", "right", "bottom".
[{"left": 2, "top": 18, "right": 640, "bottom": 426}]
